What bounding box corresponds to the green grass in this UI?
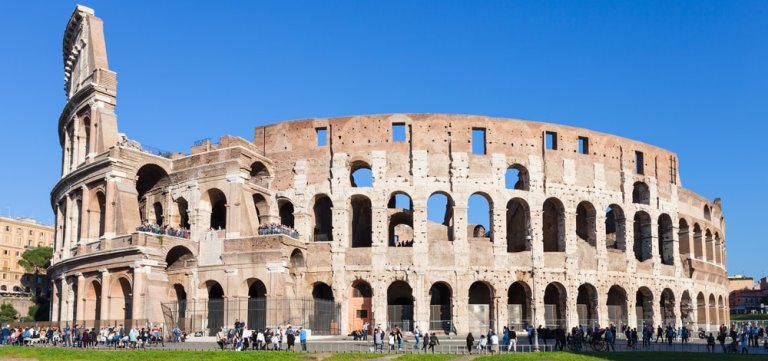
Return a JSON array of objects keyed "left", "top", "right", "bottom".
[
  {"left": 394, "top": 354, "right": 456, "bottom": 361},
  {"left": 474, "top": 351, "right": 762, "bottom": 361},
  {"left": 324, "top": 352, "right": 388, "bottom": 361},
  {"left": 730, "top": 314, "right": 768, "bottom": 321}
]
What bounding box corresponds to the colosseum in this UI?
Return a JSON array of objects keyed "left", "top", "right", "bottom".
[{"left": 49, "top": 5, "right": 729, "bottom": 337}]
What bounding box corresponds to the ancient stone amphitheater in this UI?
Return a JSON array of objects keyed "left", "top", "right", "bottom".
[{"left": 49, "top": 6, "right": 729, "bottom": 336}]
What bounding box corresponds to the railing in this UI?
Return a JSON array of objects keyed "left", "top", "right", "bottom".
[{"left": 258, "top": 225, "right": 299, "bottom": 239}]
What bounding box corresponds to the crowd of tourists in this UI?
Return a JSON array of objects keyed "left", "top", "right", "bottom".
[
  {"left": 257, "top": 224, "right": 299, "bottom": 239},
  {"left": 215, "top": 319, "right": 307, "bottom": 351},
  {"left": 0, "top": 323, "right": 176, "bottom": 349},
  {"left": 136, "top": 222, "right": 190, "bottom": 239}
]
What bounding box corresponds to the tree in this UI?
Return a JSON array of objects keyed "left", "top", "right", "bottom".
[
  {"left": 17, "top": 246, "right": 53, "bottom": 275},
  {"left": 0, "top": 303, "right": 18, "bottom": 324}
]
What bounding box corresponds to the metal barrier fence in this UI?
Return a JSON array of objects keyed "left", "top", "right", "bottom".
[{"left": 162, "top": 297, "right": 340, "bottom": 336}]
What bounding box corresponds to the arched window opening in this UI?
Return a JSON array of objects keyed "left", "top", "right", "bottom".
[
  {"left": 693, "top": 224, "right": 703, "bottom": 259},
  {"left": 165, "top": 246, "right": 195, "bottom": 270},
  {"left": 632, "top": 182, "right": 650, "bottom": 205},
  {"left": 429, "top": 282, "right": 453, "bottom": 334},
  {"left": 427, "top": 192, "right": 454, "bottom": 242},
  {"left": 109, "top": 277, "right": 132, "bottom": 328},
  {"left": 174, "top": 284, "right": 187, "bottom": 321},
  {"left": 350, "top": 161, "right": 373, "bottom": 187},
  {"left": 83, "top": 117, "right": 91, "bottom": 160},
  {"left": 505, "top": 164, "right": 529, "bottom": 191},
  {"left": 248, "top": 279, "right": 267, "bottom": 330},
  {"left": 507, "top": 282, "right": 532, "bottom": 330},
  {"left": 577, "top": 284, "right": 598, "bottom": 326},
  {"left": 468, "top": 282, "right": 494, "bottom": 334},
  {"left": 542, "top": 198, "right": 565, "bottom": 252},
  {"left": 135, "top": 164, "right": 170, "bottom": 225},
  {"left": 388, "top": 192, "right": 413, "bottom": 247},
  {"left": 708, "top": 294, "right": 717, "bottom": 328},
  {"left": 312, "top": 195, "right": 333, "bottom": 242},
  {"left": 633, "top": 211, "right": 652, "bottom": 262},
  {"left": 714, "top": 233, "right": 722, "bottom": 265},
  {"left": 467, "top": 193, "right": 493, "bottom": 242},
  {"left": 605, "top": 205, "right": 626, "bottom": 250},
  {"left": 153, "top": 201, "right": 164, "bottom": 226},
  {"left": 660, "top": 289, "right": 676, "bottom": 325},
  {"left": 206, "top": 281, "right": 224, "bottom": 336},
  {"left": 84, "top": 280, "right": 101, "bottom": 328},
  {"left": 279, "top": 200, "right": 295, "bottom": 228},
  {"left": 387, "top": 281, "right": 414, "bottom": 332},
  {"left": 696, "top": 292, "right": 706, "bottom": 327},
  {"left": 506, "top": 198, "right": 530, "bottom": 252},
  {"left": 606, "top": 286, "right": 628, "bottom": 330},
  {"left": 544, "top": 283, "right": 567, "bottom": 328},
  {"left": 290, "top": 249, "right": 305, "bottom": 268},
  {"left": 92, "top": 191, "right": 106, "bottom": 238},
  {"left": 705, "top": 229, "right": 714, "bottom": 262},
  {"left": 703, "top": 205, "right": 711, "bottom": 221},
  {"left": 576, "top": 201, "right": 596, "bottom": 247},
  {"left": 253, "top": 194, "right": 268, "bottom": 227},
  {"left": 636, "top": 287, "right": 654, "bottom": 328},
  {"left": 678, "top": 219, "right": 690, "bottom": 256},
  {"left": 175, "top": 197, "right": 190, "bottom": 230},
  {"left": 75, "top": 198, "right": 83, "bottom": 243},
  {"left": 350, "top": 195, "right": 372, "bottom": 247},
  {"left": 658, "top": 214, "right": 674, "bottom": 265},
  {"left": 205, "top": 189, "right": 227, "bottom": 230},
  {"left": 249, "top": 161, "right": 270, "bottom": 188},
  {"left": 681, "top": 291, "right": 693, "bottom": 325}
]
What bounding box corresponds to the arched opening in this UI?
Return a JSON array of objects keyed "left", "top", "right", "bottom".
[
  {"left": 505, "top": 164, "right": 529, "bottom": 191},
  {"left": 206, "top": 281, "right": 225, "bottom": 336},
  {"left": 311, "top": 283, "right": 336, "bottom": 334},
  {"left": 153, "top": 202, "right": 164, "bottom": 226},
  {"left": 429, "top": 282, "right": 453, "bottom": 334},
  {"left": 696, "top": 292, "right": 706, "bottom": 327},
  {"left": 576, "top": 201, "right": 597, "bottom": 247},
  {"left": 176, "top": 197, "right": 190, "bottom": 230},
  {"left": 173, "top": 284, "right": 187, "bottom": 327},
  {"left": 678, "top": 219, "right": 690, "bottom": 255},
  {"left": 84, "top": 280, "right": 101, "bottom": 328},
  {"left": 636, "top": 287, "right": 654, "bottom": 328},
  {"left": 350, "top": 195, "right": 372, "bottom": 247},
  {"left": 83, "top": 116, "right": 91, "bottom": 159},
  {"left": 467, "top": 193, "right": 493, "bottom": 242},
  {"left": 633, "top": 211, "right": 652, "bottom": 262},
  {"left": 714, "top": 233, "right": 722, "bottom": 265},
  {"left": 290, "top": 249, "right": 305, "bottom": 268},
  {"left": 350, "top": 161, "right": 373, "bottom": 187},
  {"left": 708, "top": 294, "right": 717, "bottom": 329},
  {"left": 348, "top": 280, "right": 373, "bottom": 333},
  {"left": 681, "top": 291, "right": 693, "bottom": 326},
  {"left": 75, "top": 198, "right": 83, "bottom": 243},
  {"left": 136, "top": 164, "right": 170, "bottom": 225},
  {"left": 109, "top": 277, "right": 132, "bottom": 327},
  {"left": 506, "top": 198, "right": 530, "bottom": 252},
  {"left": 247, "top": 279, "right": 267, "bottom": 330},
  {"left": 388, "top": 192, "right": 413, "bottom": 247},
  {"left": 427, "top": 192, "right": 454, "bottom": 242},
  {"left": 249, "top": 161, "right": 270, "bottom": 188},
  {"left": 658, "top": 214, "right": 674, "bottom": 265},
  {"left": 705, "top": 229, "right": 714, "bottom": 262},
  {"left": 468, "top": 282, "right": 494, "bottom": 334},
  {"left": 544, "top": 283, "right": 567, "bottom": 328},
  {"left": 577, "top": 283, "right": 598, "bottom": 326},
  {"left": 252, "top": 194, "right": 268, "bottom": 227},
  {"left": 693, "top": 224, "right": 703, "bottom": 259},
  {"left": 312, "top": 195, "right": 333, "bottom": 242},
  {"left": 660, "top": 288, "right": 676, "bottom": 326},
  {"left": 278, "top": 200, "right": 295, "bottom": 228},
  {"left": 632, "top": 182, "right": 650, "bottom": 205},
  {"left": 387, "top": 281, "right": 414, "bottom": 331},
  {"left": 605, "top": 204, "right": 626, "bottom": 250},
  {"left": 703, "top": 205, "right": 711, "bottom": 221},
  {"left": 207, "top": 189, "right": 227, "bottom": 230},
  {"left": 165, "top": 246, "right": 195, "bottom": 270},
  {"left": 606, "top": 285, "right": 628, "bottom": 329},
  {"left": 89, "top": 191, "right": 107, "bottom": 238},
  {"left": 542, "top": 198, "right": 565, "bottom": 252},
  {"left": 508, "top": 282, "right": 531, "bottom": 330}
]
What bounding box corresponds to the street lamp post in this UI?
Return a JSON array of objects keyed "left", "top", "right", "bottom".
[{"left": 527, "top": 231, "right": 540, "bottom": 352}]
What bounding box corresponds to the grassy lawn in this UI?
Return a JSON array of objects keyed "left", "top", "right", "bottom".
[
  {"left": 730, "top": 314, "right": 768, "bottom": 321},
  {"left": 0, "top": 348, "right": 764, "bottom": 361}
]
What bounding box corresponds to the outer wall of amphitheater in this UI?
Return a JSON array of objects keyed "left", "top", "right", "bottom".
[{"left": 49, "top": 6, "right": 728, "bottom": 337}]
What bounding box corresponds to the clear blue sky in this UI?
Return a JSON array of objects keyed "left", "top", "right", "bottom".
[{"left": 1, "top": 1, "right": 766, "bottom": 278}]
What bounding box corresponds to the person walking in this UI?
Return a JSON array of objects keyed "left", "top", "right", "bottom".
[
  {"left": 421, "top": 332, "right": 429, "bottom": 352},
  {"left": 299, "top": 327, "right": 307, "bottom": 351},
  {"left": 509, "top": 326, "right": 518, "bottom": 352},
  {"left": 466, "top": 333, "right": 474, "bottom": 354},
  {"left": 413, "top": 325, "right": 421, "bottom": 350},
  {"left": 428, "top": 332, "right": 439, "bottom": 353},
  {"left": 706, "top": 333, "right": 715, "bottom": 352},
  {"left": 605, "top": 327, "right": 615, "bottom": 352}
]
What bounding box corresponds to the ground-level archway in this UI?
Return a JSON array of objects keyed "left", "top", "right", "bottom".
[
  {"left": 387, "top": 281, "right": 414, "bottom": 332},
  {"left": 429, "top": 282, "right": 453, "bottom": 334}
]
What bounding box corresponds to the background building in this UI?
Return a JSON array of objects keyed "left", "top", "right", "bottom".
[
  {"left": 49, "top": 6, "right": 730, "bottom": 335},
  {"left": 0, "top": 216, "right": 53, "bottom": 317}
]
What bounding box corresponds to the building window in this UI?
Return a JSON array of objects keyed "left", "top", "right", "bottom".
[
  {"left": 472, "top": 128, "right": 486, "bottom": 155},
  {"left": 356, "top": 309, "right": 368, "bottom": 318},
  {"left": 4, "top": 226, "right": 8, "bottom": 232},
  {"left": 28, "top": 230, "right": 32, "bottom": 236},
  {"left": 545, "top": 131, "right": 558, "bottom": 150},
  {"left": 635, "top": 151, "right": 644, "bottom": 175},
  {"left": 392, "top": 123, "right": 406, "bottom": 142},
  {"left": 316, "top": 127, "right": 328, "bottom": 147},
  {"left": 578, "top": 136, "right": 589, "bottom": 154}
]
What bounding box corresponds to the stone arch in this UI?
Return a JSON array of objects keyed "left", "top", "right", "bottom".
[
  {"left": 311, "top": 282, "right": 336, "bottom": 334},
  {"left": 246, "top": 278, "right": 267, "bottom": 330},
  {"left": 387, "top": 280, "right": 414, "bottom": 331},
  {"left": 165, "top": 245, "right": 195, "bottom": 270},
  {"left": 89, "top": 190, "right": 106, "bottom": 238},
  {"left": 202, "top": 188, "right": 227, "bottom": 230},
  {"left": 429, "top": 282, "right": 453, "bottom": 334},
  {"left": 82, "top": 115, "right": 91, "bottom": 159},
  {"left": 714, "top": 233, "right": 722, "bottom": 265},
  {"left": 605, "top": 204, "right": 626, "bottom": 250},
  {"left": 252, "top": 194, "right": 268, "bottom": 227},
  {"left": 506, "top": 198, "right": 530, "bottom": 252},
  {"left": 681, "top": 290, "right": 693, "bottom": 326},
  {"left": 705, "top": 229, "right": 714, "bottom": 262},
  {"left": 544, "top": 282, "right": 567, "bottom": 327},
  {"left": 83, "top": 279, "right": 101, "bottom": 326},
  {"left": 576, "top": 201, "right": 597, "bottom": 247},
  {"left": 350, "top": 160, "right": 373, "bottom": 187},
  {"left": 311, "top": 194, "right": 333, "bottom": 242},
  {"left": 696, "top": 292, "right": 706, "bottom": 327},
  {"left": 632, "top": 181, "right": 650, "bottom": 205},
  {"left": 171, "top": 283, "right": 187, "bottom": 324},
  {"left": 348, "top": 280, "right": 373, "bottom": 333},
  {"left": 606, "top": 285, "right": 628, "bottom": 329},
  {"left": 507, "top": 281, "right": 532, "bottom": 329},
  {"left": 427, "top": 192, "right": 454, "bottom": 242},
  {"left": 693, "top": 223, "right": 703, "bottom": 259},
  {"left": 175, "top": 197, "right": 190, "bottom": 229},
  {"left": 135, "top": 163, "right": 170, "bottom": 224},
  {"left": 718, "top": 295, "right": 725, "bottom": 326},
  {"left": 350, "top": 194, "right": 372, "bottom": 247},
  {"left": 205, "top": 280, "right": 225, "bottom": 335},
  {"left": 468, "top": 281, "right": 495, "bottom": 333},
  {"left": 278, "top": 198, "right": 295, "bottom": 228},
  {"left": 703, "top": 204, "right": 711, "bottom": 221},
  {"left": 708, "top": 293, "right": 717, "bottom": 328},
  {"left": 290, "top": 249, "right": 305, "bottom": 268},
  {"left": 108, "top": 276, "right": 132, "bottom": 326},
  {"left": 542, "top": 198, "right": 565, "bottom": 252},
  {"left": 388, "top": 192, "right": 413, "bottom": 247},
  {"left": 467, "top": 192, "right": 493, "bottom": 242},
  {"left": 633, "top": 211, "right": 652, "bottom": 262},
  {"left": 577, "top": 283, "right": 599, "bottom": 326},
  {"left": 636, "top": 286, "right": 654, "bottom": 327},
  {"left": 658, "top": 214, "right": 674, "bottom": 265},
  {"left": 505, "top": 164, "right": 529, "bottom": 191},
  {"left": 660, "top": 288, "right": 676, "bottom": 325},
  {"left": 678, "top": 218, "right": 690, "bottom": 255},
  {"left": 249, "top": 161, "right": 271, "bottom": 188}
]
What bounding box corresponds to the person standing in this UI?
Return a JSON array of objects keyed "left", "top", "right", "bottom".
[
  {"left": 299, "top": 327, "right": 307, "bottom": 351},
  {"left": 509, "top": 326, "right": 518, "bottom": 352},
  {"left": 706, "top": 332, "right": 715, "bottom": 352},
  {"left": 466, "top": 333, "right": 475, "bottom": 354},
  {"left": 428, "top": 332, "right": 439, "bottom": 353},
  {"left": 362, "top": 321, "right": 369, "bottom": 341},
  {"left": 413, "top": 325, "right": 421, "bottom": 350},
  {"left": 605, "top": 327, "right": 615, "bottom": 352},
  {"left": 373, "top": 326, "right": 382, "bottom": 352},
  {"left": 490, "top": 331, "right": 499, "bottom": 353},
  {"left": 422, "top": 332, "right": 429, "bottom": 352},
  {"left": 286, "top": 330, "right": 295, "bottom": 351}
]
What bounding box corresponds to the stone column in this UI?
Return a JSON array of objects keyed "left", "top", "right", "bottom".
[
  {"left": 103, "top": 178, "right": 118, "bottom": 238},
  {"left": 132, "top": 266, "right": 146, "bottom": 323},
  {"left": 453, "top": 206, "right": 469, "bottom": 269},
  {"left": 100, "top": 269, "right": 111, "bottom": 323},
  {"left": 492, "top": 206, "right": 507, "bottom": 268},
  {"left": 50, "top": 279, "right": 60, "bottom": 322},
  {"left": 80, "top": 186, "right": 91, "bottom": 243},
  {"left": 75, "top": 273, "right": 85, "bottom": 325},
  {"left": 63, "top": 275, "right": 74, "bottom": 325},
  {"left": 411, "top": 206, "right": 427, "bottom": 268},
  {"left": 371, "top": 206, "right": 388, "bottom": 269},
  {"left": 225, "top": 175, "right": 243, "bottom": 239},
  {"left": 64, "top": 195, "right": 74, "bottom": 257}
]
